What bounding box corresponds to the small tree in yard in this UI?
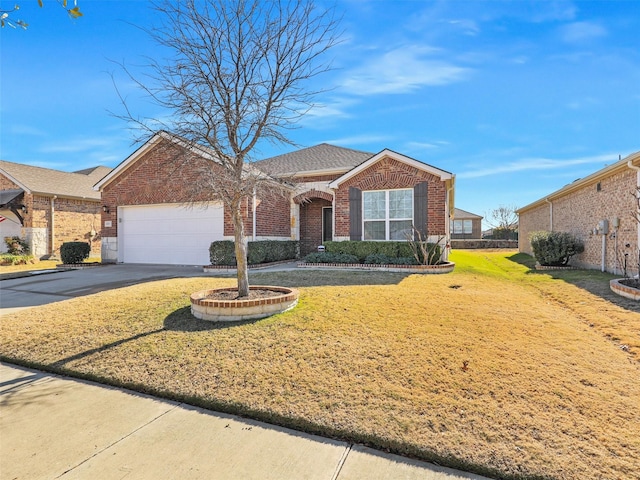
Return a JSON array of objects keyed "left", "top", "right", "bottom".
[
  {"left": 486, "top": 205, "right": 518, "bottom": 240},
  {"left": 115, "top": 0, "right": 339, "bottom": 297}
]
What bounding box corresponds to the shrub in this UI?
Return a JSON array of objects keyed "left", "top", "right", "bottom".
[
  {"left": 4, "top": 236, "right": 29, "bottom": 255},
  {"left": 210, "top": 240, "right": 299, "bottom": 266},
  {"left": 60, "top": 242, "right": 91, "bottom": 264},
  {"left": 303, "top": 252, "right": 359, "bottom": 264},
  {"left": 530, "top": 231, "right": 585, "bottom": 266},
  {"left": 0, "top": 253, "right": 35, "bottom": 265},
  {"left": 324, "top": 240, "right": 439, "bottom": 263},
  {"left": 364, "top": 253, "right": 392, "bottom": 264}
]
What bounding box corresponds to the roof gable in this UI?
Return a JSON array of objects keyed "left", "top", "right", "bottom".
[
  {"left": 0, "top": 160, "right": 111, "bottom": 201},
  {"left": 255, "top": 143, "right": 373, "bottom": 176},
  {"left": 454, "top": 208, "right": 482, "bottom": 219},
  {"left": 94, "top": 131, "right": 221, "bottom": 191},
  {"left": 328, "top": 149, "right": 453, "bottom": 188}
]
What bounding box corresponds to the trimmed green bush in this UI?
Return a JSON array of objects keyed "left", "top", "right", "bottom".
[
  {"left": 209, "top": 240, "right": 299, "bottom": 266},
  {"left": 324, "top": 240, "right": 441, "bottom": 265},
  {"left": 60, "top": 242, "right": 91, "bottom": 264},
  {"left": 530, "top": 231, "right": 585, "bottom": 266},
  {"left": 303, "top": 252, "right": 359, "bottom": 264}
]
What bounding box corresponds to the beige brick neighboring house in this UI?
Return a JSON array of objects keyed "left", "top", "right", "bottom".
[
  {"left": 95, "top": 132, "right": 455, "bottom": 264},
  {"left": 450, "top": 208, "right": 483, "bottom": 240},
  {"left": 0, "top": 161, "right": 112, "bottom": 258},
  {"left": 517, "top": 151, "right": 640, "bottom": 275}
]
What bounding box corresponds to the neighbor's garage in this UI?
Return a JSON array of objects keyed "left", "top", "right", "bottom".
[{"left": 118, "top": 203, "right": 224, "bottom": 265}]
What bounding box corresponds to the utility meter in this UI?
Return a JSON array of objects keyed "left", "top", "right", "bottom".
[{"left": 598, "top": 219, "right": 609, "bottom": 235}]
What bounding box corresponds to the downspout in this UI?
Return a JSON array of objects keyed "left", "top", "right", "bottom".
[
  {"left": 51, "top": 195, "right": 57, "bottom": 258},
  {"left": 545, "top": 198, "right": 553, "bottom": 231},
  {"left": 628, "top": 160, "right": 640, "bottom": 275},
  {"left": 445, "top": 176, "right": 455, "bottom": 261},
  {"left": 252, "top": 189, "right": 257, "bottom": 242}
]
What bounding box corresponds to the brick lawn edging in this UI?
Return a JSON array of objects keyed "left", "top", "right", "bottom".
[
  {"left": 610, "top": 278, "right": 640, "bottom": 301},
  {"left": 297, "top": 262, "right": 455, "bottom": 274},
  {"left": 534, "top": 264, "right": 577, "bottom": 271},
  {"left": 56, "top": 263, "right": 105, "bottom": 270},
  {"left": 203, "top": 259, "right": 295, "bottom": 273},
  {"left": 191, "top": 286, "right": 299, "bottom": 322}
]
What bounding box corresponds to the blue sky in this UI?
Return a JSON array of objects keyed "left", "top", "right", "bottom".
[{"left": 1, "top": 0, "right": 639, "bottom": 227}]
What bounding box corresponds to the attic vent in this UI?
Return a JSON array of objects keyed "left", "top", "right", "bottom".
[{"left": 596, "top": 182, "right": 601, "bottom": 192}]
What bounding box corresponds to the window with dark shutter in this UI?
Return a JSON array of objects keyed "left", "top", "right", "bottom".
[
  {"left": 413, "top": 182, "right": 428, "bottom": 239},
  {"left": 349, "top": 187, "right": 362, "bottom": 240}
]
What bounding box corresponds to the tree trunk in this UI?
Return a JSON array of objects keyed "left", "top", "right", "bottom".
[{"left": 232, "top": 200, "right": 250, "bottom": 298}]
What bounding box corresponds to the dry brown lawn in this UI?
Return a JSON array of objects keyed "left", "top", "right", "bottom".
[{"left": 1, "top": 251, "right": 638, "bottom": 480}]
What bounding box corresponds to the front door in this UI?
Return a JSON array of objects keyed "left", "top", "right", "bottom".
[{"left": 322, "top": 207, "right": 333, "bottom": 242}]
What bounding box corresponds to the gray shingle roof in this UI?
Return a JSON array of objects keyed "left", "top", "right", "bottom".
[
  {"left": 0, "top": 161, "right": 112, "bottom": 201},
  {"left": 454, "top": 208, "right": 483, "bottom": 219},
  {"left": 255, "top": 143, "right": 374, "bottom": 176}
]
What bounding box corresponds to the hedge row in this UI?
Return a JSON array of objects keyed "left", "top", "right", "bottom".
[
  {"left": 323, "top": 240, "right": 442, "bottom": 265},
  {"left": 209, "top": 240, "right": 299, "bottom": 266}
]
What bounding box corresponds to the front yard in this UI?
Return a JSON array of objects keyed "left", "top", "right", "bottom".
[{"left": 1, "top": 251, "right": 638, "bottom": 479}]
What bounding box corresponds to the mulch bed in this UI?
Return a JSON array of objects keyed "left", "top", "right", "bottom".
[{"left": 204, "top": 289, "right": 282, "bottom": 301}]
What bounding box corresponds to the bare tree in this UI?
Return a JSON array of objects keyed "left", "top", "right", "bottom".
[
  {"left": 114, "top": 0, "right": 339, "bottom": 297},
  {"left": 486, "top": 204, "right": 518, "bottom": 240}
]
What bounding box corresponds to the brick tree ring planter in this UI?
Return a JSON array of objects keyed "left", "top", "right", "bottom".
[
  {"left": 610, "top": 278, "right": 640, "bottom": 301},
  {"left": 190, "top": 286, "right": 299, "bottom": 322}
]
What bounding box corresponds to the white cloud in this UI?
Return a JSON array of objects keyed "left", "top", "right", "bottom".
[
  {"left": 323, "top": 133, "right": 393, "bottom": 146},
  {"left": 339, "top": 45, "right": 471, "bottom": 95},
  {"left": 458, "top": 153, "right": 615, "bottom": 179},
  {"left": 405, "top": 141, "right": 449, "bottom": 150},
  {"left": 560, "top": 21, "right": 607, "bottom": 44},
  {"left": 39, "top": 137, "right": 113, "bottom": 154}
]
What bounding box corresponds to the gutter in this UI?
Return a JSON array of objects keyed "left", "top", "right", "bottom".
[{"left": 545, "top": 198, "right": 553, "bottom": 231}]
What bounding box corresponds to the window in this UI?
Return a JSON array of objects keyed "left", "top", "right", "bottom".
[
  {"left": 452, "top": 219, "right": 472, "bottom": 234},
  {"left": 363, "top": 189, "right": 413, "bottom": 240}
]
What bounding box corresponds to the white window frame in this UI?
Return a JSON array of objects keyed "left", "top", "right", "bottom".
[
  {"left": 452, "top": 219, "right": 473, "bottom": 234},
  {"left": 362, "top": 188, "right": 413, "bottom": 241}
]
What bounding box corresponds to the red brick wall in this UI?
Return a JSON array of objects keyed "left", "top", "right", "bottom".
[
  {"left": 519, "top": 166, "right": 638, "bottom": 274},
  {"left": 333, "top": 156, "right": 448, "bottom": 238},
  {"left": 102, "top": 140, "right": 290, "bottom": 239},
  {"left": 300, "top": 198, "right": 331, "bottom": 255}
]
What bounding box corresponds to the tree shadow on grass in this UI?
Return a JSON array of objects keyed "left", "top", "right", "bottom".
[
  {"left": 506, "top": 253, "right": 640, "bottom": 313},
  {"left": 246, "top": 269, "right": 412, "bottom": 288},
  {"left": 163, "top": 306, "right": 261, "bottom": 332}
]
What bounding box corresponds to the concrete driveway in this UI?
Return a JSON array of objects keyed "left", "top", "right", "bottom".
[{"left": 0, "top": 264, "right": 216, "bottom": 313}]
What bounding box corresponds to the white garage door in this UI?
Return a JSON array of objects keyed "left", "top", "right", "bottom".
[{"left": 119, "top": 203, "right": 225, "bottom": 265}]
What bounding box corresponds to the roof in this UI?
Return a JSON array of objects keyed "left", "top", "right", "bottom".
[
  {"left": 517, "top": 150, "right": 640, "bottom": 213},
  {"left": 254, "top": 143, "right": 374, "bottom": 176},
  {"left": 328, "top": 149, "right": 453, "bottom": 189},
  {"left": 454, "top": 208, "right": 482, "bottom": 219},
  {"left": 0, "top": 160, "right": 111, "bottom": 201}
]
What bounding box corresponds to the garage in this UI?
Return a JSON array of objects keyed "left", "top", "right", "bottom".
[{"left": 118, "top": 203, "right": 224, "bottom": 265}]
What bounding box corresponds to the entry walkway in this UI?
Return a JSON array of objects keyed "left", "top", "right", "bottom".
[{"left": 1, "top": 363, "right": 491, "bottom": 480}]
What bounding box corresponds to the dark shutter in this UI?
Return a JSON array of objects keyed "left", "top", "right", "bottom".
[
  {"left": 349, "top": 187, "right": 362, "bottom": 241},
  {"left": 414, "top": 182, "right": 428, "bottom": 239}
]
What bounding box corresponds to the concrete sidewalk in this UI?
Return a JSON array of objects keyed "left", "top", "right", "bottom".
[{"left": 1, "top": 363, "right": 491, "bottom": 480}]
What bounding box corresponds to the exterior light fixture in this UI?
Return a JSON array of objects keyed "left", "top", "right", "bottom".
[{"left": 102, "top": 205, "right": 110, "bottom": 214}]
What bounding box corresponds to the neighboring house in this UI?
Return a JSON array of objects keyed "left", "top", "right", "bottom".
[
  {"left": 517, "top": 150, "right": 640, "bottom": 275},
  {"left": 450, "top": 208, "right": 483, "bottom": 240},
  {"left": 0, "top": 160, "right": 112, "bottom": 257},
  {"left": 95, "top": 132, "right": 455, "bottom": 265}
]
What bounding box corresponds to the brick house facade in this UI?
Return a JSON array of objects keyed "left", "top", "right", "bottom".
[
  {"left": 96, "top": 133, "right": 455, "bottom": 264},
  {"left": 0, "top": 161, "right": 111, "bottom": 258},
  {"left": 517, "top": 151, "right": 640, "bottom": 275}
]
